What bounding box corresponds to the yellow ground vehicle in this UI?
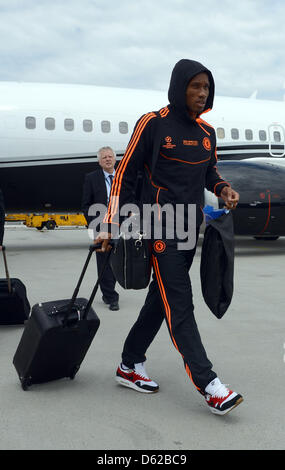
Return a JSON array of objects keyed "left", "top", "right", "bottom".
[{"left": 5, "top": 213, "right": 87, "bottom": 230}]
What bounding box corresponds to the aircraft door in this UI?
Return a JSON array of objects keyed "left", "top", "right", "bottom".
[{"left": 268, "top": 124, "right": 285, "bottom": 157}]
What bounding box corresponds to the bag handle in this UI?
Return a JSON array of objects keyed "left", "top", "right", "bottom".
[{"left": 1, "top": 246, "right": 12, "bottom": 294}]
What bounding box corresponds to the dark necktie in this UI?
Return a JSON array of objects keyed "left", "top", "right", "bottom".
[{"left": 107, "top": 175, "right": 113, "bottom": 204}]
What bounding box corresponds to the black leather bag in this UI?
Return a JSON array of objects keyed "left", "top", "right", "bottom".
[{"left": 110, "top": 232, "right": 151, "bottom": 290}]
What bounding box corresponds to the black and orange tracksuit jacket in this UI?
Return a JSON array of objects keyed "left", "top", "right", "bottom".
[{"left": 105, "top": 59, "right": 230, "bottom": 235}]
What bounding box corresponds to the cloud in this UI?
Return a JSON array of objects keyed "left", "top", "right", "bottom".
[{"left": 0, "top": 0, "right": 284, "bottom": 100}]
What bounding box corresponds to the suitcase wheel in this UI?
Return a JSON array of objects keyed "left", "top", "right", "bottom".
[
  {"left": 70, "top": 365, "right": 80, "bottom": 380},
  {"left": 20, "top": 377, "right": 31, "bottom": 391}
]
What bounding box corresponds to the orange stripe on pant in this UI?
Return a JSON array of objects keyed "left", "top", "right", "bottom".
[{"left": 152, "top": 255, "right": 201, "bottom": 392}]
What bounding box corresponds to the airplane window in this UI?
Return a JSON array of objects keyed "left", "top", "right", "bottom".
[
  {"left": 25, "top": 116, "right": 36, "bottom": 129},
  {"left": 119, "top": 121, "right": 128, "bottom": 134},
  {"left": 216, "top": 127, "right": 225, "bottom": 139},
  {"left": 245, "top": 129, "right": 253, "bottom": 140},
  {"left": 231, "top": 128, "right": 239, "bottom": 140},
  {"left": 45, "top": 117, "right": 55, "bottom": 131},
  {"left": 273, "top": 131, "right": 281, "bottom": 142},
  {"left": 83, "top": 120, "right": 93, "bottom": 132},
  {"left": 259, "top": 130, "right": 267, "bottom": 141},
  {"left": 101, "top": 120, "right": 111, "bottom": 133},
  {"left": 64, "top": 119, "right": 74, "bottom": 131}
]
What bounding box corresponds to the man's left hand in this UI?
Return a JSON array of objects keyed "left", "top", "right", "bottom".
[{"left": 220, "top": 186, "right": 239, "bottom": 210}]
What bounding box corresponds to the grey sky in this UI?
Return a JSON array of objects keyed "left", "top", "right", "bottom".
[{"left": 0, "top": 0, "right": 284, "bottom": 100}]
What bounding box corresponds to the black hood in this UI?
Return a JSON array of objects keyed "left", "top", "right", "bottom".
[{"left": 168, "top": 59, "right": 215, "bottom": 121}]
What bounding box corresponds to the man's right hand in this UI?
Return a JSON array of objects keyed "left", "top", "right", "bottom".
[{"left": 94, "top": 232, "right": 112, "bottom": 252}]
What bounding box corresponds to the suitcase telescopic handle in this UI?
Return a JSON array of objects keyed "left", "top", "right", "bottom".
[
  {"left": 82, "top": 247, "right": 113, "bottom": 320},
  {"left": 62, "top": 242, "right": 113, "bottom": 325}
]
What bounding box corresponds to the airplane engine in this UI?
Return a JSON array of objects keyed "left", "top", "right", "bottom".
[{"left": 215, "top": 160, "right": 285, "bottom": 238}]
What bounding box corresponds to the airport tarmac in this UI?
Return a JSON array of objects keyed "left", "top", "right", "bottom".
[{"left": 0, "top": 225, "right": 284, "bottom": 451}]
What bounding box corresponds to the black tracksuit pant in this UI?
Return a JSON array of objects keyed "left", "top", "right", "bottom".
[{"left": 121, "top": 235, "right": 217, "bottom": 393}]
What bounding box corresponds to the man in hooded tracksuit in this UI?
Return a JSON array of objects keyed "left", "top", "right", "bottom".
[{"left": 98, "top": 59, "right": 243, "bottom": 415}]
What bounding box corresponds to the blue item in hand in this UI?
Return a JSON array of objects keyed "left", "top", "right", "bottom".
[{"left": 203, "top": 205, "right": 229, "bottom": 224}]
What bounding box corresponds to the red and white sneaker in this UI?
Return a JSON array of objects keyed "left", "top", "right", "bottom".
[
  {"left": 116, "top": 362, "right": 159, "bottom": 393},
  {"left": 205, "top": 379, "right": 243, "bottom": 415}
]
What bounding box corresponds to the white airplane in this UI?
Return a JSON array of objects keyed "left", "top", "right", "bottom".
[
  {"left": 0, "top": 81, "right": 285, "bottom": 238},
  {"left": 0, "top": 81, "right": 284, "bottom": 165}
]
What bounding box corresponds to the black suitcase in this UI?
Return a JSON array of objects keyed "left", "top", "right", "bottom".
[
  {"left": 13, "top": 244, "right": 109, "bottom": 390},
  {"left": 0, "top": 247, "right": 30, "bottom": 324}
]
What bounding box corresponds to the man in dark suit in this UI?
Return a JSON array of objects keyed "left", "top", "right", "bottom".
[{"left": 82, "top": 146, "right": 119, "bottom": 311}]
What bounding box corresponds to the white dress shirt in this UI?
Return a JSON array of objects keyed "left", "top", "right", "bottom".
[{"left": 103, "top": 169, "right": 115, "bottom": 203}]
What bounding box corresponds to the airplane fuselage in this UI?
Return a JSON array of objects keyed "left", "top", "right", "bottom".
[
  {"left": 1, "top": 81, "right": 285, "bottom": 237},
  {"left": 1, "top": 81, "right": 285, "bottom": 165}
]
